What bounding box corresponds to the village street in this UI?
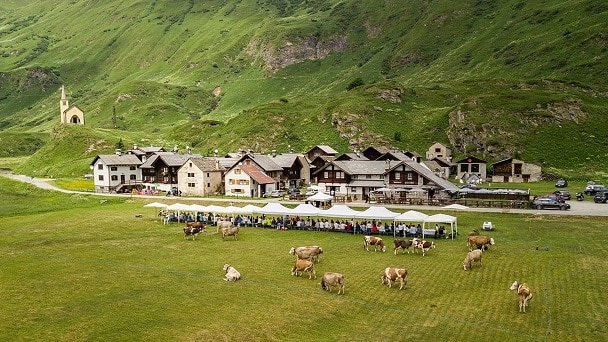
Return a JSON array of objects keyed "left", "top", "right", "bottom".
[{"left": 3, "top": 172, "right": 607, "bottom": 217}]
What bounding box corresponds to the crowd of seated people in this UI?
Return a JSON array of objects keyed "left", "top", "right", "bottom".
[{"left": 161, "top": 211, "right": 447, "bottom": 238}]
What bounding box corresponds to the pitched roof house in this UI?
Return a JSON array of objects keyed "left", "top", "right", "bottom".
[
  {"left": 139, "top": 151, "right": 202, "bottom": 189},
  {"left": 455, "top": 156, "right": 487, "bottom": 183},
  {"left": 224, "top": 163, "right": 276, "bottom": 197},
  {"left": 177, "top": 157, "right": 225, "bottom": 196},
  {"left": 90, "top": 151, "right": 142, "bottom": 193},
  {"left": 491, "top": 158, "right": 541, "bottom": 183}
]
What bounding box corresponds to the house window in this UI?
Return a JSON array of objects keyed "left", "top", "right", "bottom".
[
  {"left": 110, "top": 166, "right": 118, "bottom": 171},
  {"left": 234, "top": 169, "right": 241, "bottom": 174},
  {"left": 435, "top": 148, "right": 441, "bottom": 152},
  {"left": 97, "top": 164, "right": 103, "bottom": 170},
  {"left": 98, "top": 175, "right": 104, "bottom": 181},
  {"left": 188, "top": 183, "right": 195, "bottom": 188},
  {"left": 471, "top": 164, "right": 480, "bottom": 173},
  {"left": 130, "top": 174, "right": 136, "bottom": 180},
  {"left": 206, "top": 173, "right": 210, "bottom": 177},
  {"left": 188, "top": 173, "right": 195, "bottom": 177},
  {"left": 351, "top": 187, "right": 356, "bottom": 192},
  {"left": 460, "top": 164, "right": 469, "bottom": 172},
  {"left": 129, "top": 166, "right": 136, "bottom": 170},
  {"left": 406, "top": 172, "right": 413, "bottom": 181},
  {"left": 231, "top": 188, "right": 243, "bottom": 193},
  {"left": 207, "top": 183, "right": 211, "bottom": 188},
  {"left": 189, "top": 162, "right": 192, "bottom": 167},
  {"left": 111, "top": 175, "right": 118, "bottom": 181},
  {"left": 366, "top": 175, "right": 371, "bottom": 179},
  {"left": 229, "top": 179, "right": 235, "bottom": 185},
  {"left": 324, "top": 171, "right": 328, "bottom": 178},
  {"left": 335, "top": 171, "right": 344, "bottom": 179},
  {"left": 395, "top": 173, "right": 401, "bottom": 180}
]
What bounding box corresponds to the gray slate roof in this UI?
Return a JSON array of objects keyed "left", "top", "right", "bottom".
[{"left": 92, "top": 154, "right": 142, "bottom": 166}]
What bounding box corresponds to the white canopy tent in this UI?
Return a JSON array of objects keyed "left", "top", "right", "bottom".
[
  {"left": 290, "top": 203, "right": 322, "bottom": 217},
  {"left": 256, "top": 202, "right": 293, "bottom": 216},
  {"left": 393, "top": 210, "right": 429, "bottom": 237},
  {"left": 144, "top": 202, "right": 169, "bottom": 209},
  {"left": 307, "top": 192, "right": 333, "bottom": 202},
  {"left": 442, "top": 204, "right": 469, "bottom": 210},
  {"left": 423, "top": 213, "right": 458, "bottom": 239},
  {"left": 355, "top": 206, "right": 400, "bottom": 219},
  {"left": 241, "top": 204, "right": 262, "bottom": 214},
  {"left": 318, "top": 204, "right": 360, "bottom": 218}
]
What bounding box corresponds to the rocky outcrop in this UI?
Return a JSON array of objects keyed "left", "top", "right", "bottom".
[{"left": 247, "top": 35, "right": 347, "bottom": 72}]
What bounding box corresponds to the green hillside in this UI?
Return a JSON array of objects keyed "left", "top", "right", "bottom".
[{"left": 1, "top": 0, "right": 607, "bottom": 179}]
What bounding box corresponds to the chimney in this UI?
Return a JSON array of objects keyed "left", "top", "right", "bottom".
[
  {"left": 115, "top": 149, "right": 122, "bottom": 156},
  {"left": 133, "top": 144, "right": 138, "bottom": 150},
  {"left": 272, "top": 149, "right": 277, "bottom": 157}
]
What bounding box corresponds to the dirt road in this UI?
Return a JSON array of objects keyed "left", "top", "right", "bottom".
[{"left": 2, "top": 172, "right": 607, "bottom": 216}]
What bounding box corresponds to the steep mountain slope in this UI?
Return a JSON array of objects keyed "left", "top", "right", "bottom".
[{"left": 0, "top": 0, "right": 607, "bottom": 179}]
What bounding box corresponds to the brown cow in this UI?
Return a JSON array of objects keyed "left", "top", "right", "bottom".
[
  {"left": 381, "top": 267, "right": 408, "bottom": 290},
  {"left": 510, "top": 281, "right": 533, "bottom": 313},
  {"left": 413, "top": 239, "right": 435, "bottom": 256},
  {"left": 393, "top": 239, "right": 414, "bottom": 255},
  {"left": 463, "top": 249, "right": 482, "bottom": 270},
  {"left": 186, "top": 221, "right": 206, "bottom": 230},
  {"left": 320, "top": 272, "right": 345, "bottom": 295},
  {"left": 364, "top": 236, "right": 386, "bottom": 252},
  {"left": 289, "top": 246, "right": 323, "bottom": 263},
  {"left": 183, "top": 226, "right": 205, "bottom": 240},
  {"left": 291, "top": 259, "right": 316, "bottom": 279},
  {"left": 222, "top": 227, "right": 239, "bottom": 240},
  {"left": 467, "top": 235, "right": 495, "bottom": 251},
  {"left": 216, "top": 220, "right": 233, "bottom": 233}
]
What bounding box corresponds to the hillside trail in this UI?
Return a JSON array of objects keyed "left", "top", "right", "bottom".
[{"left": 1, "top": 171, "right": 607, "bottom": 217}]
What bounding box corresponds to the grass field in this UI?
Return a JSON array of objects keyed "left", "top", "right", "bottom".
[{"left": 1, "top": 177, "right": 607, "bottom": 341}]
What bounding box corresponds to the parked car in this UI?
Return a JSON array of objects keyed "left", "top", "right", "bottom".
[
  {"left": 532, "top": 196, "right": 570, "bottom": 210},
  {"left": 269, "top": 189, "right": 286, "bottom": 198},
  {"left": 584, "top": 184, "right": 607, "bottom": 196},
  {"left": 555, "top": 179, "right": 568, "bottom": 188},
  {"left": 594, "top": 191, "right": 608, "bottom": 203},
  {"left": 553, "top": 190, "right": 571, "bottom": 200}
]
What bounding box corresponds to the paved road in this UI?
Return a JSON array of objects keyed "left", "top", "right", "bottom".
[{"left": 2, "top": 172, "right": 607, "bottom": 217}]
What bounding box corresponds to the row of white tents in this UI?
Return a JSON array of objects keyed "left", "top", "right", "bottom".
[{"left": 145, "top": 201, "right": 459, "bottom": 239}]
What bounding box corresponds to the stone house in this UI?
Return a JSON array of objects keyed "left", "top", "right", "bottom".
[
  {"left": 177, "top": 157, "right": 225, "bottom": 196},
  {"left": 455, "top": 156, "right": 487, "bottom": 183},
  {"left": 490, "top": 158, "right": 542, "bottom": 183}
]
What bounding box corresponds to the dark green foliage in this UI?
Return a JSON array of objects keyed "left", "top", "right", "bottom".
[
  {"left": 346, "top": 78, "right": 364, "bottom": 90},
  {"left": 0, "top": 0, "right": 606, "bottom": 179}
]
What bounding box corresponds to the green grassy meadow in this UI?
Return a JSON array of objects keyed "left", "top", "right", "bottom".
[{"left": 1, "top": 177, "right": 607, "bottom": 341}]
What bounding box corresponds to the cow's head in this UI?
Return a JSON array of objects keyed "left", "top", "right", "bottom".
[
  {"left": 289, "top": 247, "right": 296, "bottom": 255},
  {"left": 509, "top": 281, "right": 519, "bottom": 291},
  {"left": 223, "top": 264, "right": 232, "bottom": 273},
  {"left": 489, "top": 238, "right": 495, "bottom": 245}
]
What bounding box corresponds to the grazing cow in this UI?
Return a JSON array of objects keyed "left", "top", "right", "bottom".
[
  {"left": 320, "top": 272, "right": 345, "bottom": 295},
  {"left": 363, "top": 236, "right": 386, "bottom": 252},
  {"left": 186, "top": 221, "right": 206, "bottom": 229},
  {"left": 413, "top": 239, "right": 435, "bottom": 256},
  {"left": 468, "top": 229, "right": 480, "bottom": 236},
  {"left": 393, "top": 239, "right": 414, "bottom": 255},
  {"left": 289, "top": 246, "right": 323, "bottom": 263},
  {"left": 381, "top": 267, "right": 408, "bottom": 290},
  {"left": 223, "top": 264, "right": 241, "bottom": 282},
  {"left": 183, "top": 226, "right": 205, "bottom": 240},
  {"left": 467, "top": 235, "right": 495, "bottom": 251},
  {"left": 462, "top": 249, "right": 483, "bottom": 270},
  {"left": 216, "top": 220, "right": 233, "bottom": 233},
  {"left": 510, "top": 281, "right": 533, "bottom": 313},
  {"left": 222, "top": 227, "right": 239, "bottom": 240},
  {"left": 291, "top": 259, "right": 316, "bottom": 279}
]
